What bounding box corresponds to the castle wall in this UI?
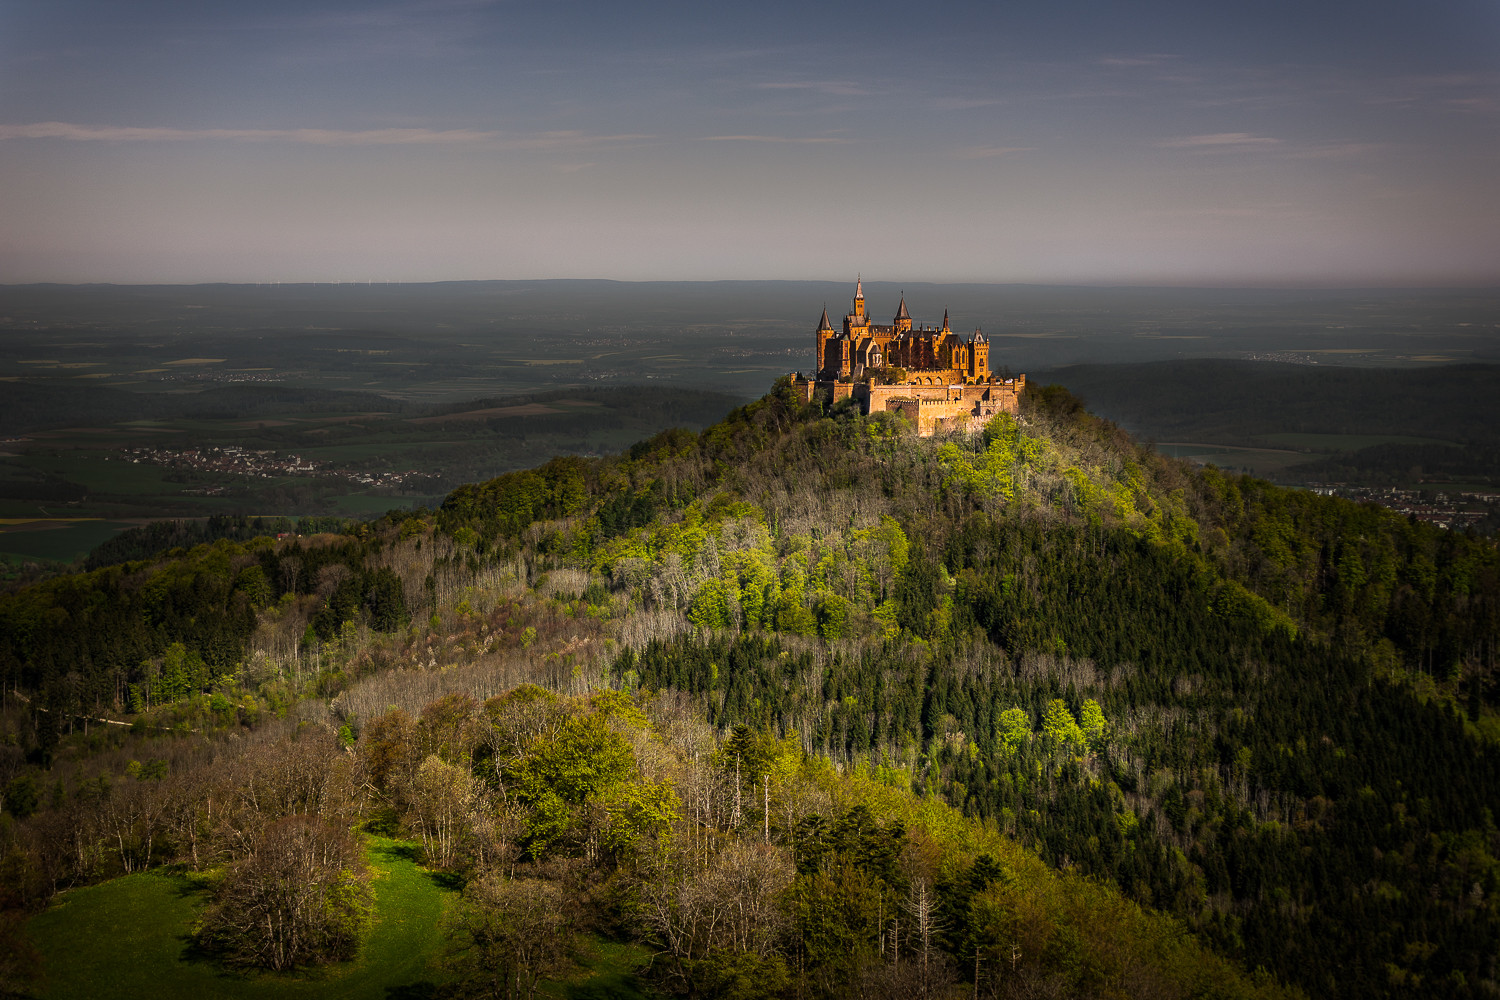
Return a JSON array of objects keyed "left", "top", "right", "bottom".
[
  {"left": 791, "top": 375, "right": 1023, "bottom": 437},
  {"left": 861, "top": 377, "right": 1025, "bottom": 436}
]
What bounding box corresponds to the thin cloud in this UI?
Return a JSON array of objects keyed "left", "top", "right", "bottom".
[
  {"left": 1159, "top": 134, "right": 1384, "bottom": 160},
  {"left": 1159, "top": 132, "right": 1281, "bottom": 150},
  {"left": 1364, "top": 71, "right": 1500, "bottom": 113},
  {"left": 930, "top": 97, "right": 1005, "bottom": 111},
  {"left": 1444, "top": 97, "right": 1499, "bottom": 113},
  {"left": 702, "top": 135, "right": 850, "bottom": 144},
  {"left": 1402, "top": 72, "right": 1498, "bottom": 90},
  {"left": 502, "top": 131, "right": 652, "bottom": 151},
  {"left": 0, "top": 122, "right": 497, "bottom": 144},
  {"left": 1148, "top": 205, "right": 1297, "bottom": 219},
  {"left": 1098, "top": 54, "right": 1179, "bottom": 68},
  {"left": 954, "top": 145, "right": 1036, "bottom": 159},
  {"left": 1290, "top": 142, "right": 1387, "bottom": 159},
  {"left": 0, "top": 122, "right": 650, "bottom": 150},
  {"left": 756, "top": 80, "right": 870, "bottom": 96}
]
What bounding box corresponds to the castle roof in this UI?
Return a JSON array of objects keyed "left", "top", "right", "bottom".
[
  {"left": 941, "top": 309, "right": 950, "bottom": 330},
  {"left": 895, "top": 295, "right": 910, "bottom": 320},
  {"left": 818, "top": 307, "right": 834, "bottom": 332}
]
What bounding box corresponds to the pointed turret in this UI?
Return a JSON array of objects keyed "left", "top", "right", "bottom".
[
  {"left": 818, "top": 307, "right": 834, "bottom": 332},
  {"left": 894, "top": 292, "right": 912, "bottom": 333},
  {"left": 941, "top": 308, "right": 950, "bottom": 331},
  {"left": 849, "top": 275, "right": 867, "bottom": 327}
]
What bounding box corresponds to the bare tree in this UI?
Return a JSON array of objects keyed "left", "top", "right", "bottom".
[
  {"left": 195, "top": 815, "right": 371, "bottom": 971},
  {"left": 903, "top": 875, "right": 945, "bottom": 999},
  {"left": 410, "top": 754, "right": 480, "bottom": 868},
  {"left": 640, "top": 840, "right": 794, "bottom": 989}
]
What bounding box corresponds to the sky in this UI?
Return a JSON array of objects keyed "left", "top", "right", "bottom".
[{"left": 2, "top": 0, "right": 1498, "bottom": 285}]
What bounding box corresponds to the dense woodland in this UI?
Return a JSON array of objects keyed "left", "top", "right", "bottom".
[{"left": 0, "top": 379, "right": 1496, "bottom": 999}]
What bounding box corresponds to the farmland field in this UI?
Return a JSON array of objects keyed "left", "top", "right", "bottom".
[
  {"left": 0, "top": 518, "right": 139, "bottom": 562},
  {"left": 1253, "top": 432, "right": 1461, "bottom": 452}
]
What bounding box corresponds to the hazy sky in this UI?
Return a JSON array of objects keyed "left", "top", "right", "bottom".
[{"left": 2, "top": 0, "right": 1498, "bottom": 285}]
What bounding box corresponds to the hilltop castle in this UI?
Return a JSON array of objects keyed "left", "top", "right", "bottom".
[{"left": 791, "top": 278, "right": 1025, "bottom": 436}]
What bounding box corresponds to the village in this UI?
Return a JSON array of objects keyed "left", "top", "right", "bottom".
[
  {"left": 1306, "top": 484, "right": 1500, "bottom": 531},
  {"left": 120, "top": 444, "right": 420, "bottom": 490}
]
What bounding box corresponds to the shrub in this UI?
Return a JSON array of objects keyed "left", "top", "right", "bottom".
[{"left": 445, "top": 874, "right": 573, "bottom": 998}]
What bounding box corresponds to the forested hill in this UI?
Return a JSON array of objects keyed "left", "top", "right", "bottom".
[
  {"left": 1036, "top": 359, "right": 1500, "bottom": 446},
  {"left": 1, "top": 379, "right": 1497, "bottom": 999}
]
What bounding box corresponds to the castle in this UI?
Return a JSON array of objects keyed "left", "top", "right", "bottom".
[{"left": 791, "top": 278, "right": 1025, "bottom": 436}]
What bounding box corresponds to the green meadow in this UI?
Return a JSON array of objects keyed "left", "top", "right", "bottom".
[
  {"left": 28, "top": 836, "right": 657, "bottom": 1000},
  {"left": 30, "top": 837, "right": 454, "bottom": 1000}
]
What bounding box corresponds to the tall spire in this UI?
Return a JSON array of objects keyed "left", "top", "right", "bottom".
[
  {"left": 818, "top": 306, "right": 834, "bottom": 332},
  {"left": 941, "top": 308, "right": 950, "bottom": 331},
  {"left": 895, "top": 293, "right": 910, "bottom": 320},
  {"left": 855, "top": 274, "right": 863, "bottom": 301}
]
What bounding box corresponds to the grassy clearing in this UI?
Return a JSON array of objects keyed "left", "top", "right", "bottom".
[
  {"left": 543, "top": 937, "right": 659, "bottom": 999},
  {"left": 27, "top": 836, "right": 657, "bottom": 1000},
  {"left": 29, "top": 836, "right": 455, "bottom": 1000}
]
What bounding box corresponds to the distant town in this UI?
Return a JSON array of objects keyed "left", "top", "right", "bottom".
[
  {"left": 120, "top": 445, "right": 420, "bottom": 490},
  {"left": 1308, "top": 485, "right": 1500, "bottom": 531}
]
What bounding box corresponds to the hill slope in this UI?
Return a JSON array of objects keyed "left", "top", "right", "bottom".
[{"left": 1, "top": 379, "right": 1496, "bottom": 999}]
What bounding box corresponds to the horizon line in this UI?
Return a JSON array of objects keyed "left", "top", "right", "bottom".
[{"left": 4, "top": 277, "right": 1500, "bottom": 292}]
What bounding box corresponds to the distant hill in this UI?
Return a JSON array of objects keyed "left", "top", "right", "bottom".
[
  {"left": 0, "top": 381, "right": 404, "bottom": 436},
  {"left": 1035, "top": 360, "right": 1500, "bottom": 445}
]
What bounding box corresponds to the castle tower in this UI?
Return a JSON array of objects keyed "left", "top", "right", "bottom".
[
  {"left": 844, "top": 275, "right": 870, "bottom": 339},
  {"left": 894, "top": 294, "right": 911, "bottom": 334},
  {"left": 972, "top": 328, "right": 989, "bottom": 379},
  {"left": 816, "top": 307, "right": 836, "bottom": 378}
]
